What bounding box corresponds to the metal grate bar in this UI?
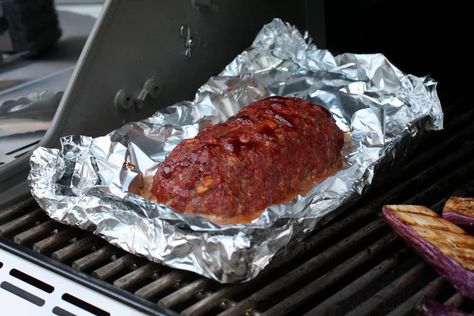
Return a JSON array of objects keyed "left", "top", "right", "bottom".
[
  {"left": 0, "top": 209, "right": 44, "bottom": 237},
  {"left": 397, "top": 124, "right": 474, "bottom": 178},
  {"left": 444, "top": 293, "right": 464, "bottom": 308},
  {"left": 113, "top": 262, "right": 160, "bottom": 290},
  {"left": 218, "top": 219, "right": 386, "bottom": 316},
  {"left": 0, "top": 198, "right": 36, "bottom": 223},
  {"left": 72, "top": 245, "right": 118, "bottom": 272},
  {"left": 32, "top": 228, "right": 77, "bottom": 254},
  {"left": 217, "top": 144, "right": 474, "bottom": 315},
  {"left": 135, "top": 271, "right": 187, "bottom": 300},
  {"left": 159, "top": 279, "right": 211, "bottom": 309},
  {"left": 13, "top": 219, "right": 58, "bottom": 245},
  {"left": 92, "top": 254, "right": 140, "bottom": 281},
  {"left": 51, "top": 236, "right": 96, "bottom": 262},
  {"left": 262, "top": 234, "right": 398, "bottom": 316},
  {"left": 303, "top": 249, "right": 409, "bottom": 316},
  {"left": 181, "top": 284, "right": 242, "bottom": 316},
  {"left": 385, "top": 277, "right": 446, "bottom": 316},
  {"left": 345, "top": 263, "right": 427, "bottom": 316},
  {"left": 404, "top": 159, "right": 474, "bottom": 206},
  {"left": 181, "top": 200, "right": 396, "bottom": 315}
]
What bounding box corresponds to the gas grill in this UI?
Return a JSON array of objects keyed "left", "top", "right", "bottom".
[{"left": 1, "top": 1, "right": 473, "bottom": 315}]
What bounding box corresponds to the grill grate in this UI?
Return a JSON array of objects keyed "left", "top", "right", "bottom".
[{"left": 0, "top": 100, "right": 473, "bottom": 315}]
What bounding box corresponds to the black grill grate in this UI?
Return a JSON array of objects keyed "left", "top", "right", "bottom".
[{"left": 0, "top": 100, "right": 473, "bottom": 315}]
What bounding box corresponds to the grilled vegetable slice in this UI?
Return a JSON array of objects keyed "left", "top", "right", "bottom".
[
  {"left": 443, "top": 197, "right": 474, "bottom": 231},
  {"left": 382, "top": 205, "right": 474, "bottom": 300},
  {"left": 418, "top": 299, "right": 473, "bottom": 316}
]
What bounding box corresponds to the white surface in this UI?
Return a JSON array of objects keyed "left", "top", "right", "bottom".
[{"left": 0, "top": 248, "right": 146, "bottom": 315}]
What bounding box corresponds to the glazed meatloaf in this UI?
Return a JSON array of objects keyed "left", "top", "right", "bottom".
[{"left": 151, "top": 96, "right": 344, "bottom": 224}]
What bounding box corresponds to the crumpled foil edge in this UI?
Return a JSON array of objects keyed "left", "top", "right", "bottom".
[{"left": 29, "top": 19, "right": 442, "bottom": 283}]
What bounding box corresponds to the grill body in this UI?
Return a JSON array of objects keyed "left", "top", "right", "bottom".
[
  {"left": 1, "top": 1, "right": 473, "bottom": 315},
  {"left": 1, "top": 101, "right": 473, "bottom": 315}
]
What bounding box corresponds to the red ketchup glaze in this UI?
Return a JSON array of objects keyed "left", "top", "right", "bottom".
[{"left": 151, "top": 96, "right": 344, "bottom": 224}]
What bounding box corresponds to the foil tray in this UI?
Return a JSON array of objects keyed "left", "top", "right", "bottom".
[{"left": 29, "top": 19, "right": 442, "bottom": 283}]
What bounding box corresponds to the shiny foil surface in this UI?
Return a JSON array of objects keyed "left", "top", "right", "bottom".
[{"left": 29, "top": 19, "right": 442, "bottom": 283}]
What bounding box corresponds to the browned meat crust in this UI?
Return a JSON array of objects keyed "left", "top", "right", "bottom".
[{"left": 151, "top": 96, "right": 344, "bottom": 224}]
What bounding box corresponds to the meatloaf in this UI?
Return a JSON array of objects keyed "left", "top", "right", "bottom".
[{"left": 151, "top": 96, "right": 344, "bottom": 224}]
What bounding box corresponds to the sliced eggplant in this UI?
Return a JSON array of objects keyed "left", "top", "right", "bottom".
[
  {"left": 443, "top": 197, "right": 474, "bottom": 232},
  {"left": 382, "top": 204, "right": 474, "bottom": 300},
  {"left": 418, "top": 299, "right": 473, "bottom": 316}
]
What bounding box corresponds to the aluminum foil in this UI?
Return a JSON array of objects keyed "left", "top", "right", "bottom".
[{"left": 28, "top": 19, "right": 442, "bottom": 283}]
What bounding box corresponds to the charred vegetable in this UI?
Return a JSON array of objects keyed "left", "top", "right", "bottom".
[
  {"left": 443, "top": 197, "right": 474, "bottom": 232},
  {"left": 382, "top": 204, "right": 474, "bottom": 300}
]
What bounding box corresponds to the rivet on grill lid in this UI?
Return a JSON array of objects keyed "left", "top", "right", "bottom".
[
  {"left": 142, "top": 78, "right": 160, "bottom": 99},
  {"left": 114, "top": 89, "right": 136, "bottom": 111}
]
